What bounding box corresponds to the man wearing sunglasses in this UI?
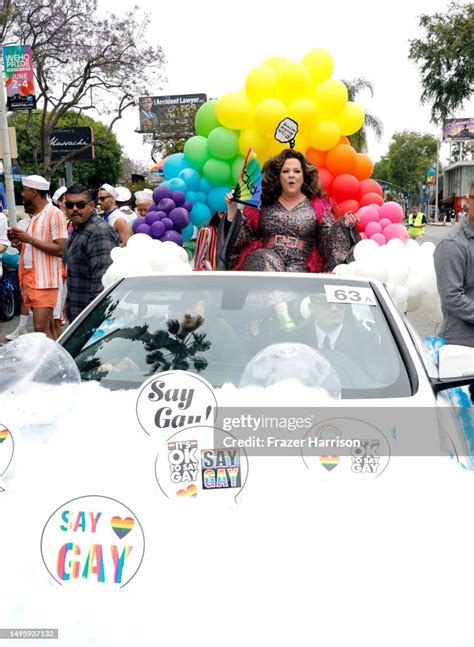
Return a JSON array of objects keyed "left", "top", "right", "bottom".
[
  {"left": 62, "top": 184, "right": 119, "bottom": 322},
  {"left": 97, "top": 184, "right": 131, "bottom": 247}
]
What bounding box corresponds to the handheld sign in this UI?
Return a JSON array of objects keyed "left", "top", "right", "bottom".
[
  {"left": 231, "top": 148, "right": 262, "bottom": 208},
  {"left": 275, "top": 118, "right": 299, "bottom": 149}
]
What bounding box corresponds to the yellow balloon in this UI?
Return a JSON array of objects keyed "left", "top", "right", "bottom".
[
  {"left": 262, "top": 138, "right": 287, "bottom": 160},
  {"left": 276, "top": 62, "right": 311, "bottom": 102},
  {"left": 336, "top": 101, "right": 365, "bottom": 135},
  {"left": 254, "top": 98, "right": 288, "bottom": 136},
  {"left": 314, "top": 80, "right": 348, "bottom": 118},
  {"left": 245, "top": 65, "right": 277, "bottom": 104},
  {"left": 287, "top": 97, "right": 317, "bottom": 130},
  {"left": 293, "top": 132, "right": 308, "bottom": 155},
  {"left": 215, "top": 91, "right": 253, "bottom": 130},
  {"left": 263, "top": 56, "right": 290, "bottom": 73},
  {"left": 301, "top": 49, "right": 334, "bottom": 87},
  {"left": 307, "top": 120, "right": 341, "bottom": 151},
  {"left": 239, "top": 128, "right": 266, "bottom": 158}
]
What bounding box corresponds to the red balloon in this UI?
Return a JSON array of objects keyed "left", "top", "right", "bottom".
[
  {"left": 330, "top": 173, "right": 359, "bottom": 202},
  {"left": 318, "top": 168, "right": 334, "bottom": 192},
  {"left": 360, "top": 192, "right": 384, "bottom": 207},
  {"left": 337, "top": 199, "right": 360, "bottom": 215},
  {"left": 359, "top": 179, "right": 383, "bottom": 198}
]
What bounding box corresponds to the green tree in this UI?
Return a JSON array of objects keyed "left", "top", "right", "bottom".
[
  {"left": 408, "top": 2, "right": 474, "bottom": 124},
  {"left": 11, "top": 111, "right": 122, "bottom": 190},
  {"left": 342, "top": 77, "right": 383, "bottom": 152},
  {"left": 0, "top": 0, "right": 165, "bottom": 179},
  {"left": 373, "top": 131, "right": 438, "bottom": 199}
]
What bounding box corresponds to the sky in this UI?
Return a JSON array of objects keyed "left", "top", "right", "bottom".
[{"left": 98, "top": 0, "right": 473, "bottom": 169}]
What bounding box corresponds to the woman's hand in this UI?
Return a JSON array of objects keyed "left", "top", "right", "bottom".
[
  {"left": 225, "top": 190, "right": 238, "bottom": 222},
  {"left": 342, "top": 211, "right": 359, "bottom": 228}
]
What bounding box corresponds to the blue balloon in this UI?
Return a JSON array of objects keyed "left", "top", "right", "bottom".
[
  {"left": 167, "top": 177, "right": 187, "bottom": 192},
  {"left": 196, "top": 191, "right": 207, "bottom": 204},
  {"left": 186, "top": 190, "right": 199, "bottom": 206},
  {"left": 181, "top": 222, "right": 194, "bottom": 242},
  {"left": 207, "top": 185, "right": 231, "bottom": 213},
  {"left": 190, "top": 202, "right": 212, "bottom": 227},
  {"left": 163, "top": 153, "right": 189, "bottom": 180},
  {"left": 179, "top": 168, "right": 201, "bottom": 192},
  {"left": 1, "top": 247, "right": 19, "bottom": 269},
  {"left": 199, "top": 178, "right": 213, "bottom": 194}
]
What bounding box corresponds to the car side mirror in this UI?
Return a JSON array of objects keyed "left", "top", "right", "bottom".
[{"left": 438, "top": 345, "right": 474, "bottom": 379}]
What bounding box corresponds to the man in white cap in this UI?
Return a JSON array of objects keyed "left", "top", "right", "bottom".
[
  {"left": 97, "top": 183, "right": 131, "bottom": 247},
  {"left": 52, "top": 186, "right": 67, "bottom": 215},
  {"left": 135, "top": 189, "right": 153, "bottom": 217},
  {"left": 7, "top": 175, "right": 68, "bottom": 340}
]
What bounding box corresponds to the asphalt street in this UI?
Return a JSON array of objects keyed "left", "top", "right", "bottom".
[{"left": 0, "top": 221, "right": 457, "bottom": 343}]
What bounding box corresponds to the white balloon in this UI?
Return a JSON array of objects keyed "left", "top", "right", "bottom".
[
  {"left": 419, "top": 241, "right": 436, "bottom": 256},
  {"left": 332, "top": 264, "right": 349, "bottom": 275},
  {"left": 110, "top": 246, "right": 124, "bottom": 263},
  {"left": 346, "top": 262, "right": 357, "bottom": 276},
  {"left": 395, "top": 299, "right": 408, "bottom": 314},
  {"left": 395, "top": 286, "right": 410, "bottom": 302},
  {"left": 406, "top": 277, "right": 422, "bottom": 297},
  {"left": 126, "top": 233, "right": 154, "bottom": 250},
  {"left": 388, "top": 264, "right": 408, "bottom": 286},
  {"left": 353, "top": 239, "right": 380, "bottom": 262},
  {"left": 420, "top": 267, "right": 438, "bottom": 294},
  {"left": 406, "top": 293, "right": 423, "bottom": 312}
]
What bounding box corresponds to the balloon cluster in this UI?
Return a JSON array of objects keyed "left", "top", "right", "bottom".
[
  {"left": 131, "top": 186, "right": 192, "bottom": 246},
  {"left": 102, "top": 234, "right": 192, "bottom": 288},
  {"left": 356, "top": 201, "right": 407, "bottom": 246},
  {"left": 333, "top": 239, "right": 441, "bottom": 320}
]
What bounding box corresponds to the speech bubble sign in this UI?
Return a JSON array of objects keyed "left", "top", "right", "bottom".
[
  {"left": 155, "top": 425, "right": 249, "bottom": 504},
  {"left": 40, "top": 495, "right": 145, "bottom": 587},
  {"left": 301, "top": 417, "right": 391, "bottom": 478},
  {"left": 136, "top": 371, "right": 218, "bottom": 436},
  {"left": 0, "top": 423, "right": 14, "bottom": 483},
  {"left": 275, "top": 118, "right": 299, "bottom": 147}
]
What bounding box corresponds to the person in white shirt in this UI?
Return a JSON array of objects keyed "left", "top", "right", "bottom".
[{"left": 97, "top": 183, "right": 131, "bottom": 247}]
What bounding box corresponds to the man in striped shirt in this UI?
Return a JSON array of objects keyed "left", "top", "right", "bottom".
[{"left": 8, "top": 175, "right": 67, "bottom": 340}]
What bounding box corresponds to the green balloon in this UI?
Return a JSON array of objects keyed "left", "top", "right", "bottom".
[
  {"left": 231, "top": 155, "right": 245, "bottom": 185},
  {"left": 184, "top": 136, "right": 209, "bottom": 170},
  {"left": 203, "top": 159, "right": 231, "bottom": 186},
  {"left": 207, "top": 127, "right": 239, "bottom": 161},
  {"left": 195, "top": 100, "right": 221, "bottom": 137}
]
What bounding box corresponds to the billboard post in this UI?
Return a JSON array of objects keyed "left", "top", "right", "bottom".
[{"left": 0, "top": 49, "right": 17, "bottom": 225}]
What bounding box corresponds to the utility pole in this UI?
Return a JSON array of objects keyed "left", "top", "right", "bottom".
[
  {"left": 434, "top": 138, "right": 440, "bottom": 223},
  {"left": 0, "top": 49, "right": 17, "bottom": 225}
]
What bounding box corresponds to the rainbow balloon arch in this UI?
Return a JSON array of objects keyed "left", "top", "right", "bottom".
[{"left": 138, "top": 48, "right": 407, "bottom": 246}]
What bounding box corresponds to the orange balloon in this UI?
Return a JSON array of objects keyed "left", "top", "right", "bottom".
[
  {"left": 306, "top": 147, "right": 327, "bottom": 168},
  {"left": 325, "top": 144, "right": 357, "bottom": 176},
  {"left": 360, "top": 192, "right": 384, "bottom": 207},
  {"left": 338, "top": 136, "right": 350, "bottom": 145},
  {"left": 353, "top": 153, "right": 374, "bottom": 181}
]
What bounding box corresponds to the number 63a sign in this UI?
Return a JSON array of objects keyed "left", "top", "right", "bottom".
[{"left": 324, "top": 285, "right": 377, "bottom": 306}]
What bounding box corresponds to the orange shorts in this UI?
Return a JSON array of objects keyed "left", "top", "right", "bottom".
[{"left": 21, "top": 268, "right": 58, "bottom": 309}]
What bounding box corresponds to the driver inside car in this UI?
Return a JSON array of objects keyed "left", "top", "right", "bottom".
[{"left": 297, "top": 293, "right": 384, "bottom": 385}]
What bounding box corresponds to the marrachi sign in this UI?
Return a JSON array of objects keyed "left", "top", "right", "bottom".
[{"left": 50, "top": 127, "right": 95, "bottom": 161}]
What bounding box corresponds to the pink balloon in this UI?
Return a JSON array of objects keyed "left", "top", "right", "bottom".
[
  {"left": 379, "top": 201, "right": 404, "bottom": 224},
  {"left": 359, "top": 232, "right": 367, "bottom": 240},
  {"left": 379, "top": 218, "right": 392, "bottom": 229},
  {"left": 384, "top": 223, "right": 408, "bottom": 242},
  {"left": 356, "top": 205, "right": 379, "bottom": 232},
  {"left": 371, "top": 204, "right": 382, "bottom": 214},
  {"left": 371, "top": 233, "right": 386, "bottom": 246},
  {"left": 365, "top": 221, "right": 383, "bottom": 237}
]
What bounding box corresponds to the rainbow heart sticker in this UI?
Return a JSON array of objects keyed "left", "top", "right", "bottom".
[
  {"left": 176, "top": 484, "right": 198, "bottom": 498},
  {"left": 0, "top": 428, "right": 9, "bottom": 444},
  {"left": 110, "top": 516, "right": 135, "bottom": 539},
  {"left": 320, "top": 456, "right": 340, "bottom": 471}
]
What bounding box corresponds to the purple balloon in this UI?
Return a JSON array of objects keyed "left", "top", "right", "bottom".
[
  {"left": 147, "top": 203, "right": 159, "bottom": 213},
  {"left": 145, "top": 212, "right": 162, "bottom": 226},
  {"left": 161, "top": 217, "right": 173, "bottom": 231},
  {"left": 157, "top": 197, "right": 176, "bottom": 213},
  {"left": 132, "top": 217, "right": 146, "bottom": 234},
  {"left": 161, "top": 230, "right": 183, "bottom": 246},
  {"left": 169, "top": 207, "right": 190, "bottom": 231},
  {"left": 153, "top": 186, "right": 172, "bottom": 203},
  {"left": 171, "top": 190, "right": 186, "bottom": 207},
  {"left": 150, "top": 220, "right": 166, "bottom": 239},
  {"left": 155, "top": 210, "right": 167, "bottom": 220},
  {"left": 182, "top": 201, "right": 193, "bottom": 212},
  {"left": 136, "top": 223, "right": 151, "bottom": 236}
]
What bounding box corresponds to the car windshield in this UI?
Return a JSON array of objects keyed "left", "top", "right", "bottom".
[{"left": 61, "top": 274, "right": 412, "bottom": 398}]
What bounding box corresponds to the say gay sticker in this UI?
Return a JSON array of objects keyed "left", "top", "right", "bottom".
[
  {"left": 41, "top": 495, "right": 145, "bottom": 587},
  {"left": 136, "top": 371, "right": 217, "bottom": 436}
]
